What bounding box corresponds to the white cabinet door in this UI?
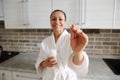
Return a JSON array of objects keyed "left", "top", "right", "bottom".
[
  {"left": 52, "top": 0, "right": 80, "bottom": 28},
  {"left": 13, "top": 72, "right": 41, "bottom": 80},
  {"left": 28, "top": 0, "right": 51, "bottom": 29},
  {"left": 0, "top": 70, "right": 12, "bottom": 80},
  {"left": 113, "top": 0, "right": 120, "bottom": 29},
  {"left": 3, "top": 0, "right": 26, "bottom": 29},
  {"left": 0, "top": 0, "right": 4, "bottom": 20},
  {"left": 81, "top": 0, "right": 114, "bottom": 29},
  {"left": 3, "top": 0, "right": 51, "bottom": 29}
]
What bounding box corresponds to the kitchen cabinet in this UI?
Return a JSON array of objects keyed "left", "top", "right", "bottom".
[
  {"left": 3, "top": 0, "right": 119, "bottom": 29},
  {"left": 3, "top": 0, "right": 26, "bottom": 29},
  {"left": 0, "top": 70, "right": 41, "bottom": 80},
  {"left": 81, "top": 0, "right": 114, "bottom": 29},
  {"left": 13, "top": 72, "right": 41, "bottom": 80},
  {"left": 3, "top": 0, "right": 79, "bottom": 29},
  {"left": 52, "top": 0, "right": 80, "bottom": 28},
  {"left": 113, "top": 0, "right": 120, "bottom": 29},
  {"left": 28, "top": 0, "right": 51, "bottom": 29},
  {"left": 0, "top": 70, "right": 12, "bottom": 80},
  {"left": 3, "top": 0, "right": 51, "bottom": 29},
  {"left": 0, "top": 0, "right": 4, "bottom": 20}
]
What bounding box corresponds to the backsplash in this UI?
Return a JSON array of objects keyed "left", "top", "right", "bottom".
[{"left": 0, "top": 29, "right": 120, "bottom": 56}]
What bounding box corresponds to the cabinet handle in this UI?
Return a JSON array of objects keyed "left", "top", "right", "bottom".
[{"left": 2, "top": 73, "right": 5, "bottom": 80}]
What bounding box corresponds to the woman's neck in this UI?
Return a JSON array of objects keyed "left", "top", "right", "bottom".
[{"left": 54, "top": 30, "right": 64, "bottom": 42}]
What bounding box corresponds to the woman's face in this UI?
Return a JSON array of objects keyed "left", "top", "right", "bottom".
[{"left": 50, "top": 11, "right": 66, "bottom": 33}]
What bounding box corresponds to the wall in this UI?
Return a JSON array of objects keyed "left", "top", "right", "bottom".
[{"left": 0, "top": 29, "right": 120, "bottom": 56}]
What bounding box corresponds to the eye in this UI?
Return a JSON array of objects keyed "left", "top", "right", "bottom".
[
  {"left": 59, "top": 18, "right": 63, "bottom": 21},
  {"left": 51, "top": 18, "right": 64, "bottom": 21},
  {"left": 51, "top": 18, "right": 56, "bottom": 21}
]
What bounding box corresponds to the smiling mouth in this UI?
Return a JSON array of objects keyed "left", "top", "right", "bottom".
[{"left": 54, "top": 25, "right": 61, "bottom": 28}]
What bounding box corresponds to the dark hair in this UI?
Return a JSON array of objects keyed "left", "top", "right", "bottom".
[{"left": 50, "top": 9, "right": 67, "bottom": 21}]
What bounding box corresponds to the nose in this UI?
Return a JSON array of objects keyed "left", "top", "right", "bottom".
[{"left": 55, "top": 19, "right": 60, "bottom": 24}]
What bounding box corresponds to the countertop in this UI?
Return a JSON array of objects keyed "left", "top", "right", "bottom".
[
  {"left": 0, "top": 53, "right": 37, "bottom": 73},
  {"left": 0, "top": 53, "right": 120, "bottom": 80},
  {"left": 81, "top": 57, "right": 120, "bottom": 80}
]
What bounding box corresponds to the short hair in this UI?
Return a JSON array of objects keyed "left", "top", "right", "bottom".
[{"left": 50, "top": 9, "right": 67, "bottom": 21}]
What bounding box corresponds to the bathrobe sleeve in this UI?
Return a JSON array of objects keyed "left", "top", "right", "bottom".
[
  {"left": 35, "top": 43, "right": 47, "bottom": 77},
  {"left": 68, "top": 51, "right": 89, "bottom": 77}
]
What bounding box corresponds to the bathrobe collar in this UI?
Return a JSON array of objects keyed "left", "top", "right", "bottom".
[{"left": 51, "top": 29, "right": 69, "bottom": 48}]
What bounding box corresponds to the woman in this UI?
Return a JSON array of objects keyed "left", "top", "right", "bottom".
[{"left": 35, "top": 9, "right": 89, "bottom": 80}]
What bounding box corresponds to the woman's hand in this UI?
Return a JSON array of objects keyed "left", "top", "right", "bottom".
[
  {"left": 70, "top": 25, "right": 88, "bottom": 55},
  {"left": 40, "top": 57, "right": 57, "bottom": 68}
]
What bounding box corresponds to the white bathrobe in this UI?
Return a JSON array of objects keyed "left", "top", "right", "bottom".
[{"left": 35, "top": 30, "right": 89, "bottom": 80}]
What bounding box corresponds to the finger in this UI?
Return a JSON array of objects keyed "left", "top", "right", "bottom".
[
  {"left": 70, "top": 25, "right": 75, "bottom": 39},
  {"left": 51, "top": 60, "right": 57, "bottom": 64},
  {"left": 71, "top": 25, "right": 83, "bottom": 37},
  {"left": 46, "top": 60, "right": 57, "bottom": 67},
  {"left": 46, "top": 57, "right": 54, "bottom": 63},
  {"left": 47, "top": 56, "right": 54, "bottom": 59},
  {"left": 77, "top": 31, "right": 88, "bottom": 45},
  {"left": 48, "top": 57, "right": 57, "bottom": 63},
  {"left": 50, "top": 58, "right": 56, "bottom": 62},
  {"left": 78, "top": 31, "right": 88, "bottom": 40},
  {"left": 70, "top": 25, "right": 78, "bottom": 39}
]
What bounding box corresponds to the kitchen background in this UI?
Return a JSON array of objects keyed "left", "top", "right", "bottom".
[
  {"left": 0, "top": 0, "right": 120, "bottom": 80},
  {"left": 0, "top": 0, "right": 120, "bottom": 56},
  {"left": 0, "top": 28, "right": 120, "bottom": 56}
]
